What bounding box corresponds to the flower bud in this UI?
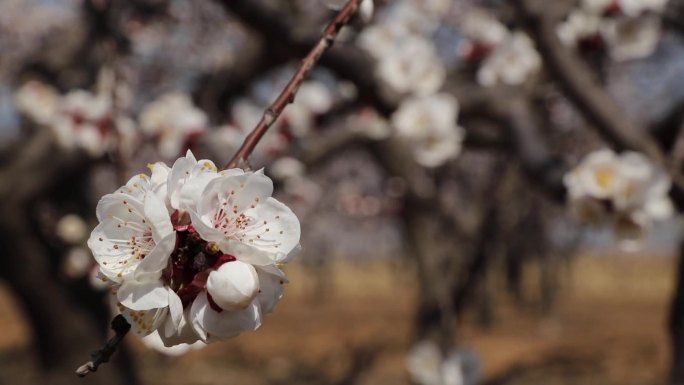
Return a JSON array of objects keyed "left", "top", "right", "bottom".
[{"left": 206, "top": 261, "right": 259, "bottom": 311}]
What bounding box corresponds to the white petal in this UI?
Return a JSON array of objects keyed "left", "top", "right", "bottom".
[
  {"left": 144, "top": 192, "right": 173, "bottom": 243},
  {"left": 239, "top": 197, "right": 301, "bottom": 257},
  {"left": 134, "top": 232, "right": 176, "bottom": 278},
  {"left": 162, "top": 306, "right": 201, "bottom": 345},
  {"left": 119, "top": 304, "right": 168, "bottom": 337},
  {"left": 117, "top": 281, "right": 170, "bottom": 310},
  {"left": 179, "top": 171, "right": 219, "bottom": 212},
  {"left": 207, "top": 261, "right": 260, "bottom": 311},
  {"left": 89, "top": 194, "right": 152, "bottom": 282},
  {"left": 166, "top": 288, "right": 184, "bottom": 335},
  {"left": 219, "top": 239, "right": 279, "bottom": 266},
  {"left": 189, "top": 210, "right": 225, "bottom": 244},
  {"left": 168, "top": 151, "right": 198, "bottom": 210},
  {"left": 256, "top": 265, "right": 285, "bottom": 314},
  {"left": 191, "top": 292, "right": 262, "bottom": 341},
  {"left": 198, "top": 173, "right": 274, "bottom": 221},
  {"left": 359, "top": 0, "right": 374, "bottom": 22},
  {"left": 190, "top": 295, "right": 209, "bottom": 342}
]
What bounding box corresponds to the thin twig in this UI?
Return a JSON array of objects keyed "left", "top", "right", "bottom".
[
  {"left": 224, "top": 0, "right": 364, "bottom": 169},
  {"left": 75, "top": 315, "right": 131, "bottom": 377}
]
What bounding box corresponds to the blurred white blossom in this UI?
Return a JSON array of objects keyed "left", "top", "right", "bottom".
[
  {"left": 53, "top": 90, "right": 112, "bottom": 157},
  {"left": 56, "top": 214, "right": 88, "bottom": 245},
  {"left": 563, "top": 149, "right": 674, "bottom": 239},
  {"left": 460, "top": 9, "right": 509, "bottom": 47},
  {"left": 140, "top": 92, "right": 208, "bottom": 159},
  {"left": 14, "top": 80, "right": 60, "bottom": 125},
  {"left": 556, "top": 10, "right": 602, "bottom": 47},
  {"left": 392, "top": 93, "right": 465, "bottom": 167},
  {"left": 407, "top": 341, "right": 480, "bottom": 385},
  {"left": 373, "top": 33, "right": 446, "bottom": 96},
  {"left": 477, "top": 32, "right": 541, "bottom": 87},
  {"left": 601, "top": 14, "right": 662, "bottom": 61}
]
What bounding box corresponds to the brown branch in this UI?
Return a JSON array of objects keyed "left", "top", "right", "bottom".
[
  {"left": 224, "top": 0, "right": 365, "bottom": 169},
  {"left": 75, "top": 315, "right": 131, "bottom": 377},
  {"left": 512, "top": 0, "right": 684, "bottom": 210},
  {"left": 513, "top": 0, "right": 664, "bottom": 162}
]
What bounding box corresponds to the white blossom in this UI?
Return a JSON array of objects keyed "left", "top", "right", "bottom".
[
  {"left": 460, "top": 9, "right": 509, "bottom": 47},
  {"left": 619, "top": 0, "right": 670, "bottom": 16},
  {"left": 563, "top": 149, "right": 674, "bottom": 238},
  {"left": 53, "top": 90, "right": 112, "bottom": 157},
  {"left": 477, "top": 32, "right": 541, "bottom": 87},
  {"left": 392, "top": 93, "right": 465, "bottom": 167},
  {"left": 600, "top": 14, "right": 662, "bottom": 61},
  {"left": 374, "top": 34, "right": 446, "bottom": 96},
  {"left": 189, "top": 171, "right": 301, "bottom": 264},
  {"left": 88, "top": 162, "right": 182, "bottom": 336},
  {"left": 269, "top": 156, "right": 306, "bottom": 181},
  {"left": 140, "top": 92, "right": 208, "bottom": 159},
  {"left": 556, "top": 10, "right": 602, "bottom": 47},
  {"left": 88, "top": 151, "right": 301, "bottom": 345},
  {"left": 56, "top": 214, "right": 88, "bottom": 245},
  {"left": 357, "top": 24, "right": 404, "bottom": 59},
  {"left": 14, "top": 80, "right": 60, "bottom": 125},
  {"left": 381, "top": 0, "right": 440, "bottom": 35},
  {"left": 408, "top": 340, "right": 468, "bottom": 385}
]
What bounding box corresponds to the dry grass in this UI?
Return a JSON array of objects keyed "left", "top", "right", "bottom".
[{"left": 0, "top": 252, "right": 676, "bottom": 385}]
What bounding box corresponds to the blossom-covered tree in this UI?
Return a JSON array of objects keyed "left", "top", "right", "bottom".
[{"left": 2, "top": 0, "right": 684, "bottom": 384}]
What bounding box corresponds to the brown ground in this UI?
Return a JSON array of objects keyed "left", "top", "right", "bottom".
[{"left": 0, "top": 252, "right": 675, "bottom": 385}]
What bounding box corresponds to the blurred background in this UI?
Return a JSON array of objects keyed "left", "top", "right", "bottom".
[{"left": 2, "top": 0, "right": 684, "bottom": 384}]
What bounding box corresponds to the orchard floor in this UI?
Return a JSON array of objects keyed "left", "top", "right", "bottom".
[{"left": 0, "top": 251, "right": 675, "bottom": 385}]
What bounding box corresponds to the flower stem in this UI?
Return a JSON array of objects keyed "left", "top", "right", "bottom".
[
  {"left": 75, "top": 314, "right": 131, "bottom": 377},
  {"left": 224, "top": 0, "right": 365, "bottom": 169}
]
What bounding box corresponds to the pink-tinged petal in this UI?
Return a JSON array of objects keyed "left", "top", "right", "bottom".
[
  {"left": 117, "top": 281, "right": 170, "bottom": 310},
  {"left": 239, "top": 197, "right": 301, "bottom": 257},
  {"left": 191, "top": 292, "right": 262, "bottom": 341},
  {"left": 118, "top": 304, "right": 167, "bottom": 337},
  {"left": 144, "top": 192, "right": 173, "bottom": 243},
  {"left": 255, "top": 265, "right": 285, "bottom": 314},
  {"left": 134, "top": 232, "right": 175, "bottom": 278}
]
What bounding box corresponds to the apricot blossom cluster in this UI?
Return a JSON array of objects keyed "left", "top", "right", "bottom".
[{"left": 88, "top": 150, "right": 300, "bottom": 345}]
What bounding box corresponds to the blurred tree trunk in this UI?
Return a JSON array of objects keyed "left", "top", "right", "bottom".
[
  {"left": 669, "top": 241, "right": 684, "bottom": 385},
  {"left": 0, "top": 130, "right": 138, "bottom": 385}
]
